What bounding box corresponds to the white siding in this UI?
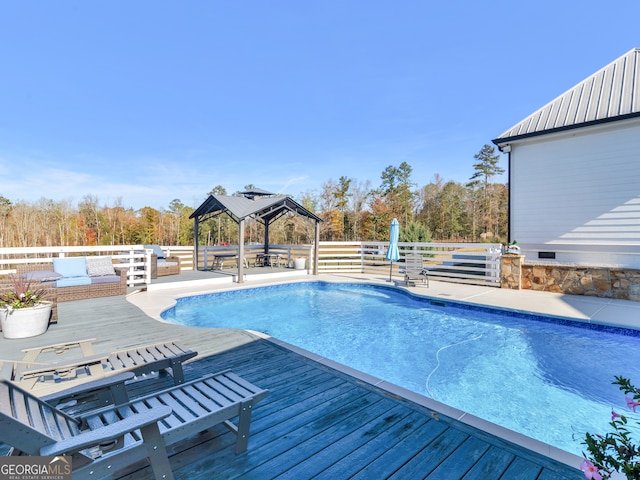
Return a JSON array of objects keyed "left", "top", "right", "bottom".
[{"left": 510, "top": 118, "right": 640, "bottom": 267}]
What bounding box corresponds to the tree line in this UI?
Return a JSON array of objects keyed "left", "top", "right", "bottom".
[{"left": 0, "top": 145, "right": 507, "bottom": 248}]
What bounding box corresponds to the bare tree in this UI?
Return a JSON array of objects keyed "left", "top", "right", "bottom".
[{"left": 350, "top": 179, "right": 371, "bottom": 241}]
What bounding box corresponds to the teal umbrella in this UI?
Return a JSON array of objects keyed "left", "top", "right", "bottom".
[{"left": 385, "top": 218, "right": 400, "bottom": 281}]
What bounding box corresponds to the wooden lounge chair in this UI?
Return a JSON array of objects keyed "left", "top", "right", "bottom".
[
  {"left": 404, "top": 253, "right": 429, "bottom": 287},
  {"left": 0, "top": 338, "right": 197, "bottom": 394},
  {"left": 0, "top": 369, "right": 269, "bottom": 480}
]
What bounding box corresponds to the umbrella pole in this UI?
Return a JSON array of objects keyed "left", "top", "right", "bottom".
[{"left": 389, "top": 261, "right": 393, "bottom": 282}]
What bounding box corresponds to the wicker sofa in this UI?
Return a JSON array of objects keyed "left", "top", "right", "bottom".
[{"left": 16, "top": 257, "right": 127, "bottom": 303}]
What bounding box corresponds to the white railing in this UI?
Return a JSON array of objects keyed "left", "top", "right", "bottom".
[
  {"left": 317, "top": 241, "right": 502, "bottom": 286},
  {"left": 1, "top": 242, "right": 502, "bottom": 287},
  {"left": 0, "top": 245, "right": 195, "bottom": 288}
]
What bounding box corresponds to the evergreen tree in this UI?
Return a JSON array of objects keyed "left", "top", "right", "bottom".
[
  {"left": 380, "top": 161, "right": 416, "bottom": 225},
  {"left": 333, "top": 176, "right": 352, "bottom": 240},
  {"left": 467, "top": 145, "right": 505, "bottom": 238}
]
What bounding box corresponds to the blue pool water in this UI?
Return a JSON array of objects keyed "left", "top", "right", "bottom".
[{"left": 161, "top": 282, "right": 640, "bottom": 455}]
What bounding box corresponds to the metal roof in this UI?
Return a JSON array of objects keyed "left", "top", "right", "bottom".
[
  {"left": 239, "top": 187, "right": 275, "bottom": 199},
  {"left": 494, "top": 48, "right": 640, "bottom": 144},
  {"left": 189, "top": 194, "right": 322, "bottom": 224}
]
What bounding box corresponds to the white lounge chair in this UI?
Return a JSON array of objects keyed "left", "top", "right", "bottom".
[{"left": 404, "top": 253, "right": 429, "bottom": 287}]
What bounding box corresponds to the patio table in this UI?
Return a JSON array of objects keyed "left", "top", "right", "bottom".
[
  {"left": 255, "top": 253, "right": 282, "bottom": 267},
  {"left": 210, "top": 253, "right": 238, "bottom": 270}
]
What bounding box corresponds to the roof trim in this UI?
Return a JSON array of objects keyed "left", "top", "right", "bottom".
[{"left": 493, "top": 111, "right": 640, "bottom": 145}]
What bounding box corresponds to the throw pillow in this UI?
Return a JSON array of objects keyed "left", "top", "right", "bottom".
[{"left": 86, "top": 256, "right": 116, "bottom": 277}]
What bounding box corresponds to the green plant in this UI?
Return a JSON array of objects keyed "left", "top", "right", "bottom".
[
  {"left": 0, "top": 274, "right": 48, "bottom": 310},
  {"left": 582, "top": 376, "right": 640, "bottom": 479}
]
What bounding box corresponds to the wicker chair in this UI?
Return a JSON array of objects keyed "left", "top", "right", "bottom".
[
  {"left": 153, "top": 254, "right": 181, "bottom": 277},
  {"left": 144, "top": 245, "right": 181, "bottom": 277}
]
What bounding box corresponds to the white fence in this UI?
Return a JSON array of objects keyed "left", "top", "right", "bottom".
[
  {"left": 0, "top": 245, "right": 194, "bottom": 288},
  {"left": 317, "top": 241, "right": 502, "bottom": 286},
  {"left": 1, "top": 242, "right": 503, "bottom": 288}
]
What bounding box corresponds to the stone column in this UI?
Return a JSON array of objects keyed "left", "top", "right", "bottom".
[{"left": 501, "top": 254, "right": 524, "bottom": 290}]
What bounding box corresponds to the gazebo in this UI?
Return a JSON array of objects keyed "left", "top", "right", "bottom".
[{"left": 189, "top": 188, "right": 322, "bottom": 282}]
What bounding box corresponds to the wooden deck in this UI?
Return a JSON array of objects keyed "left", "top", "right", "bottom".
[
  {"left": 0, "top": 293, "right": 584, "bottom": 479},
  {"left": 120, "top": 340, "right": 584, "bottom": 480}
]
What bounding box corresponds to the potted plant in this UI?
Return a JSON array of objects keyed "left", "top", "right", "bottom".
[
  {"left": 506, "top": 240, "right": 521, "bottom": 255},
  {"left": 581, "top": 376, "right": 640, "bottom": 479},
  {"left": 0, "top": 275, "right": 53, "bottom": 339}
]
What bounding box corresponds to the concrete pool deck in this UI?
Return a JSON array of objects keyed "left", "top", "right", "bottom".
[
  {"left": 126, "top": 271, "right": 640, "bottom": 472},
  {"left": 132, "top": 271, "right": 640, "bottom": 331}
]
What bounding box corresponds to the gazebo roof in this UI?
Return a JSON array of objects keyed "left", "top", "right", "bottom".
[
  {"left": 238, "top": 187, "right": 276, "bottom": 199},
  {"left": 494, "top": 47, "right": 640, "bottom": 144},
  {"left": 189, "top": 192, "right": 322, "bottom": 224}
]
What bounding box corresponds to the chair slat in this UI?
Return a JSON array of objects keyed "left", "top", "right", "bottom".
[
  {"left": 161, "top": 389, "right": 207, "bottom": 419},
  {"left": 152, "top": 343, "right": 174, "bottom": 359},
  {"left": 202, "top": 376, "right": 247, "bottom": 403},
  {"left": 213, "top": 374, "right": 259, "bottom": 399},
  {"left": 182, "top": 384, "right": 229, "bottom": 414},
  {"left": 113, "top": 351, "right": 136, "bottom": 369},
  {"left": 127, "top": 348, "right": 148, "bottom": 364},
  {"left": 141, "top": 398, "right": 182, "bottom": 430},
  {"left": 10, "top": 387, "right": 32, "bottom": 424}
]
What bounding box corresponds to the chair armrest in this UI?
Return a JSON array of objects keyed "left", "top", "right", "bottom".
[
  {"left": 21, "top": 338, "right": 97, "bottom": 362},
  {"left": 41, "top": 372, "right": 135, "bottom": 404},
  {"left": 117, "top": 266, "right": 128, "bottom": 279},
  {"left": 19, "top": 354, "right": 109, "bottom": 381},
  {"left": 40, "top": 406, "right": 172, "bottom": 456},
  {"left": 1, "top": 358, "right": 50, "bottom": 378}
]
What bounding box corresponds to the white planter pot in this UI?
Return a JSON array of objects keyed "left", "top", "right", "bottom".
[
  {"left": 293, "top": 258, "right": 306, "bottom": 270},
  {"left": 1, "top": 302, "right": 53, "bottom": 339}
]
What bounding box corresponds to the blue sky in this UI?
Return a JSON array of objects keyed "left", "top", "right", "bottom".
[{"left": 1, "top": 1, "right": 638, "bottom": 210}]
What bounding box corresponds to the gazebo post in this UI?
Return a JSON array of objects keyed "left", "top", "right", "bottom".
[
  {"left": 264, "top": 221, "right": 270, "bottom": 255},
  {"left": 313, "top": 219, "right": 320, "bottom": 275},
  {"left": 238, "top": 218, "right": 245, "bottom": 283},
  {"left": 194, "top": 215, "right": 200, "bottom": 271}
]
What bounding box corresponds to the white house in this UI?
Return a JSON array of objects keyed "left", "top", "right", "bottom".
[{"left": 493, "top": 48, "right": 640, "bottom": 268}]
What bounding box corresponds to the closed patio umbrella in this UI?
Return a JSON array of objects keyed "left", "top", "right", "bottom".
[{"left": 386, "top": 218, "right": 400, "bottom": 281}]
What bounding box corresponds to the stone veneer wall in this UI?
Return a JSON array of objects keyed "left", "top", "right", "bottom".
[
  {"left": 500, "top": 254, "right": 523, "bottom": 290},
  {"left": 518, "top": 262, "right": 640, "bottom": 302}
]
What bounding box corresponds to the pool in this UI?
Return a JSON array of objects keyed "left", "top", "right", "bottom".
[{"left": 161, "top": 281, "right": 640, "bottom": 455}]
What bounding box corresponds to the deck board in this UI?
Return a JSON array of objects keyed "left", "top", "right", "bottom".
[
  {"left": 117, "top": 340, "right": 584, "bottom": 479},
  {"left": 0, "top": 292, "right": 585, "bottom": 479}
]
